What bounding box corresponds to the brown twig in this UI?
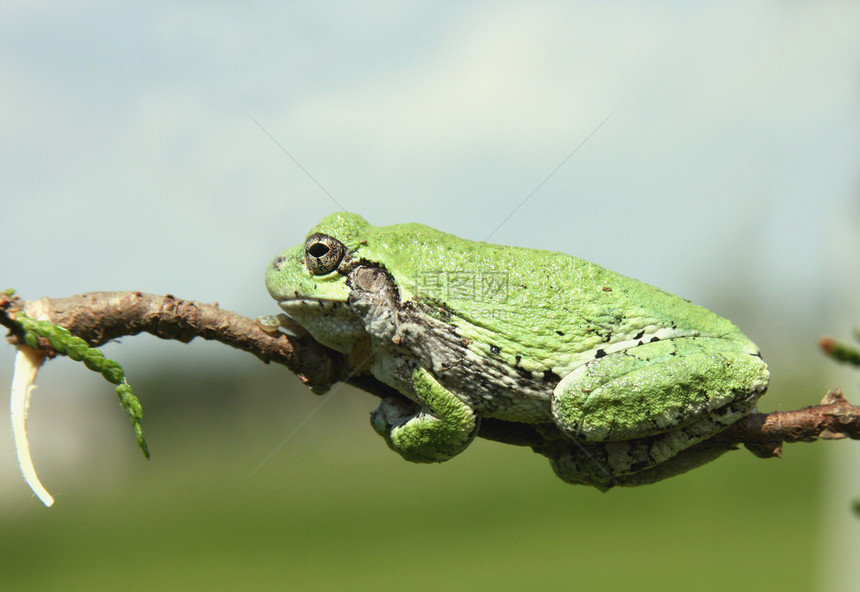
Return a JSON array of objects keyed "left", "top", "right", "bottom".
[
  {"left": 717, "top": 389, "right": 860, "bottom": 458},
  {"left": 1, "top": 291, "right": 350, "bottom": 393},
  {"left": 2, "top": 291, "right": 858, "bottom": 454}
]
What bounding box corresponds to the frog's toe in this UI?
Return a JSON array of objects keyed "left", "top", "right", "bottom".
[
  {"left": 370, "top": 397, "right": 419, "bottom": 439},
  {"left": 370, "top": 394, "right": 479, "bottom": 464}
]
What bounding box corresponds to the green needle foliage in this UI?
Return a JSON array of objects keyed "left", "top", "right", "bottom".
[
  {"left": 822, "top": 331, "right": 860, "bottom": 367},
  {"left": 12, "top": 311, "right": 149, "bottom": 458}
]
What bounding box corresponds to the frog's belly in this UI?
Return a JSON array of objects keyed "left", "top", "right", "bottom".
[
  {"left": 428, "top": 349, "right": 557, "bottom": 424},
  {"left": 398, "top": 309, "right": 559, "bottom": 423},
  {"left": 454, "top": 385, "right": 555, "bottom": 423}
]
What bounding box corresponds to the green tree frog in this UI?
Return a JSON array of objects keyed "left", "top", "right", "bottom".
[{"left": 265, "top": 212, "right": 769, "bottom": 489}]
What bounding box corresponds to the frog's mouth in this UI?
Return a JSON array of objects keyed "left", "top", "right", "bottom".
[
  {"left": 277, "top": 296, "right": 348, "bottom": 312},
  {"left": 276, "top": 297, "right": 366, "bottom": 353}
]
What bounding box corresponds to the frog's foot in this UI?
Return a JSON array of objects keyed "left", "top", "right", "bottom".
[
  {"left": 546, "top": 435, "right": 738, "bottom": 491},
  {"left": 370, "top": 367, "right": 479, "bottom": 463}
]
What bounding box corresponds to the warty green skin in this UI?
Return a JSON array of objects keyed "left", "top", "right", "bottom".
[{"left": 266, "top": 212, "right": 770, "bottom": 489}]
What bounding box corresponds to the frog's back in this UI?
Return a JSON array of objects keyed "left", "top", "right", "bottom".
[{"left": 362, "top": 219, "right": 757, "bottom": 378}]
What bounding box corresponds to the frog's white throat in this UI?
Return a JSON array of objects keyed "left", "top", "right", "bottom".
[{"left": 277, "top": 298, "right": 366, "bottom": 353}]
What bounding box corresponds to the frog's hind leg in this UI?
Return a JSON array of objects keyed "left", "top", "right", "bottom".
[
  {"left": 546, "top": 433, "right": 740, "bottom": 490},
  {"left": 552, "top": 337, "right": 767, "bottom": 442},
  {"left": 550, "top": 337, "right": 767, "bottom": 483}
]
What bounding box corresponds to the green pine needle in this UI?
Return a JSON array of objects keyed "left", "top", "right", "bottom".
[{"left": 13, "top": 311, "right": 150, "bottom": 458}]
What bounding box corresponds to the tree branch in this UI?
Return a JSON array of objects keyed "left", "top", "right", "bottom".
[
  {"left": 1, "top": 291, "right": 350, "bottom": 393},
  {"left": 2, "top": 291, "right": 858, "bottom": 456}
]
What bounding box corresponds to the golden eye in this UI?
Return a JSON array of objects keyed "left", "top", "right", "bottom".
[{"left": 304, "top": 233, "right": 345, "bottom": 275}]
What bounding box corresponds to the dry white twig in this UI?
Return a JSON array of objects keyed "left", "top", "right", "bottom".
[{"left": 10, "top": 346, "right": 53, "bottom": 507}]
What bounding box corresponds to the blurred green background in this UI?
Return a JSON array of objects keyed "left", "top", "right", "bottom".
[{"left": 0, "top": 341, "right": 834, "bottom": 591}]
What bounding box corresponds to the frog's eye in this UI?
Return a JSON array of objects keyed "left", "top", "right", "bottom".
[{"left": 304, "top": 233, "right": 346, "bottom": 275}]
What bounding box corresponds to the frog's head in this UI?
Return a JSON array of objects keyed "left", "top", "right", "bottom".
[{"left": 266, "top": 212, "right": 377, "bottom": 353}]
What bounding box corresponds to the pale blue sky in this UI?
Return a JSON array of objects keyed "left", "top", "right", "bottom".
[
  {"left": 3, "top": 2, "right": 857, "bottom": 327},
  {"left": 2, "top": 3, "right": 857, "bottom": 304}
]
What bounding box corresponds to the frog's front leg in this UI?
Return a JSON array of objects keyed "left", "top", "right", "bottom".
[
  {"left": 551, "top": 337, "right": 768, "bottom": 482},
  {"left": 370, "top": 366, "right": 479, "bottom": 463}
]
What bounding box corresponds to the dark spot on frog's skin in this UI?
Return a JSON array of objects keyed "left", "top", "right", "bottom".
[
  {"left": 515, "top": 366, "right": 532, "bottom": 380},
  {"left": 678, "top": 427, "right": 697, "bottom": 442},
  {"left": 271, "top": 255, "right": 286, "bottom": 271},
  {"left": 634, "top": 330, "right": 645, "bottom": 340},
  {"left": 515, "top": 355, "right": 522, "bottom": 366},
  {"left": 542, "top": 369, "right": 561, "bottom": 383},
  {"left": 354, "top": 257, "right": 386, "bottom": 272},
  {"left": 595, "top": 349, "right": 606, "bottom": 359},
  {"left": 440, "top": 359, "right": 462, "bottom": 371},
  {"left": 555, "top": 330, "right": 565, "bottom": 336},
  {"left": 602, "top": 286, "right": 612, "bottom": 292},
  {"left": 650, "top": 336, "right": 661, "bottom": 343},
  {"left": 628, "top": 459, "right": 652, "bottom": 474},
  {"left": 709, "top": 405, "right": 731, "bottom": 419},
  {"left": 490, "top": 344, "right": 501, "bottom": 355}
]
